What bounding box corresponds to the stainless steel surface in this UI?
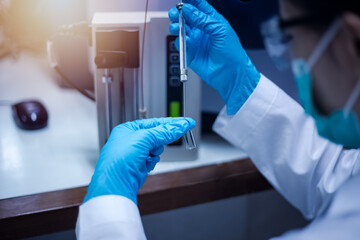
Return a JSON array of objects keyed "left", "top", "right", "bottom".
[{"left": 102, "top": 68, "right": 113, "bottom": 140}]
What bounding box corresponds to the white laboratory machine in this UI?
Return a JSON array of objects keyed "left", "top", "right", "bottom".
[{"left": 91, "top": 12, "right": 202, "bottom": 161}]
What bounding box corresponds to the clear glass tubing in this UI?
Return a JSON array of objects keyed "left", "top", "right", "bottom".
[
  {"left": 183, "top": 129, "right": 197, "bottom": 150},
  {"left": 182, "top": 84, "right": 196, "bottom": 150}
]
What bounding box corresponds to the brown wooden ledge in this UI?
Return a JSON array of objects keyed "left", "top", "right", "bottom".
[{"left": 0, "top": 158, "right": 271, "bottom": 239}]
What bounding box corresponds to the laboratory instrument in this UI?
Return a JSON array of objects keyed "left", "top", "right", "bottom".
[
  {"left": 177, "top": 2, "right": 197, "bottom": 150},
  {"left": 92, "top": 12, "right": 201, "bottom": 161}
]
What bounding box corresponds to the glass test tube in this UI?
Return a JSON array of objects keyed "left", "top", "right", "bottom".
[{"left": 177, "top": 2, "right": 197, "bottom": 150}]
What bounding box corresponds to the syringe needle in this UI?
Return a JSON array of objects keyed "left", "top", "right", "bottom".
[
  {"left": 177, "top": 3, "right": 188, "bottom": 83},
  {"left": 177, "top": 2, "right": 197, "bottom": 150}
]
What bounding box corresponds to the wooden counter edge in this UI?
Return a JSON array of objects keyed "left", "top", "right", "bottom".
[{"left": 0, "top": 158, "right": 271, "bottom": 239}]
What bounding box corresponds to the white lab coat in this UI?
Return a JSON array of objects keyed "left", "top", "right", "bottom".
[{"left": 76, "top": 75, "right": 360, "bottom": 239}]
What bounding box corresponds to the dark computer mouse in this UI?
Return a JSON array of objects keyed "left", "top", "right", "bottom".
[{"left": 12, "top": 100, "right": 49, "bottom": 130}]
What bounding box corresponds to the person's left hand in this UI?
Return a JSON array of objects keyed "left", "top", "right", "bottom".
[
  {"left": 168, "top": 0, "right": 260, "bottom": 115},
  {"left": 84, "top": 117, "right": 196, "bottom": 204}
]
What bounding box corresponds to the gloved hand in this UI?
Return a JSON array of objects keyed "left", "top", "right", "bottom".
[
  {"left": 84, "top": 117, "right": 196, "bottom": 204},
  {"left": 169, "top": 0, "right": 261, "bottom": 115}
]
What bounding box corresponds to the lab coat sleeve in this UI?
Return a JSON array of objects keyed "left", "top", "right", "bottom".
[
  {"left": 76, "top": 195, "right": 146, "bottom": 240},
  {"left": 271, "top": 175, "right": 360, "bottom": 240},
  {"left": 213, "top": 74, "right": 360, "bottom": 219}
]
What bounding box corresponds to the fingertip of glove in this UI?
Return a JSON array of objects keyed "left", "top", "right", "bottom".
[
  {"left": 175, "top": 38, "right": 180, "bottom": 50},
  {"left": 169, "top": 23, "right": 178, "bottom": 34},
  {"left": 146, "top": 155, "right": 160, "bottom": 163},
  {"left": 175, "top": 117, "right": 196, "bottom": 130},
  {"left": 182, "top": 3, "right": 195, "bottom": 14},
  {"left": 185, "top": 118, "right": 196, "bottom": 129},
  {"left": 150, "top": 146, "right": 164, "bottom": 156},
  {"left": 146, "top": 156, "right": 160, "bottom": 172},
  {"left": 168, "top": 7, "right": 179, "bottom": 19}
]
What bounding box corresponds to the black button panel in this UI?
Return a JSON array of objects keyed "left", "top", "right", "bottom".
[
  {"left": 169, "top": 53, "right": 180, "bottom": 64},
  {"left": 167, "top": 35, "right": 183, "bottom": 146}
]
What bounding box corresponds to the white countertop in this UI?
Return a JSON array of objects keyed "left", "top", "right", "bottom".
[{"left": 0, "top": 54, "right": 247, "bottom": 200}]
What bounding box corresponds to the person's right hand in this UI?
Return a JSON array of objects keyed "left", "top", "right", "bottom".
[{"left": 169, "top": 0, "right": 261, "bottom": 115}]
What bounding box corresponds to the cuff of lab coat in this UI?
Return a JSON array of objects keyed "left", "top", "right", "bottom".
[
  {"left": 76, "top": 195, "right": 146, "bottom": 239},
  {"left": 213, "top": 74, "right": 279, "bottom": 147}
]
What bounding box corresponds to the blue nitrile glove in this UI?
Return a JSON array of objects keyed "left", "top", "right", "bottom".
[
  {"left": 84, "top": 117, "right": 196, "bottom": 204},
  {"left": 169, "top": 0, "right": 260, "bottom": 115}
]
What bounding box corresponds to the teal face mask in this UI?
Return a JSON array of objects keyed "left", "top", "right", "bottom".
[{"left": 292, "top": 20, "right": 360, "bottom": 149}]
